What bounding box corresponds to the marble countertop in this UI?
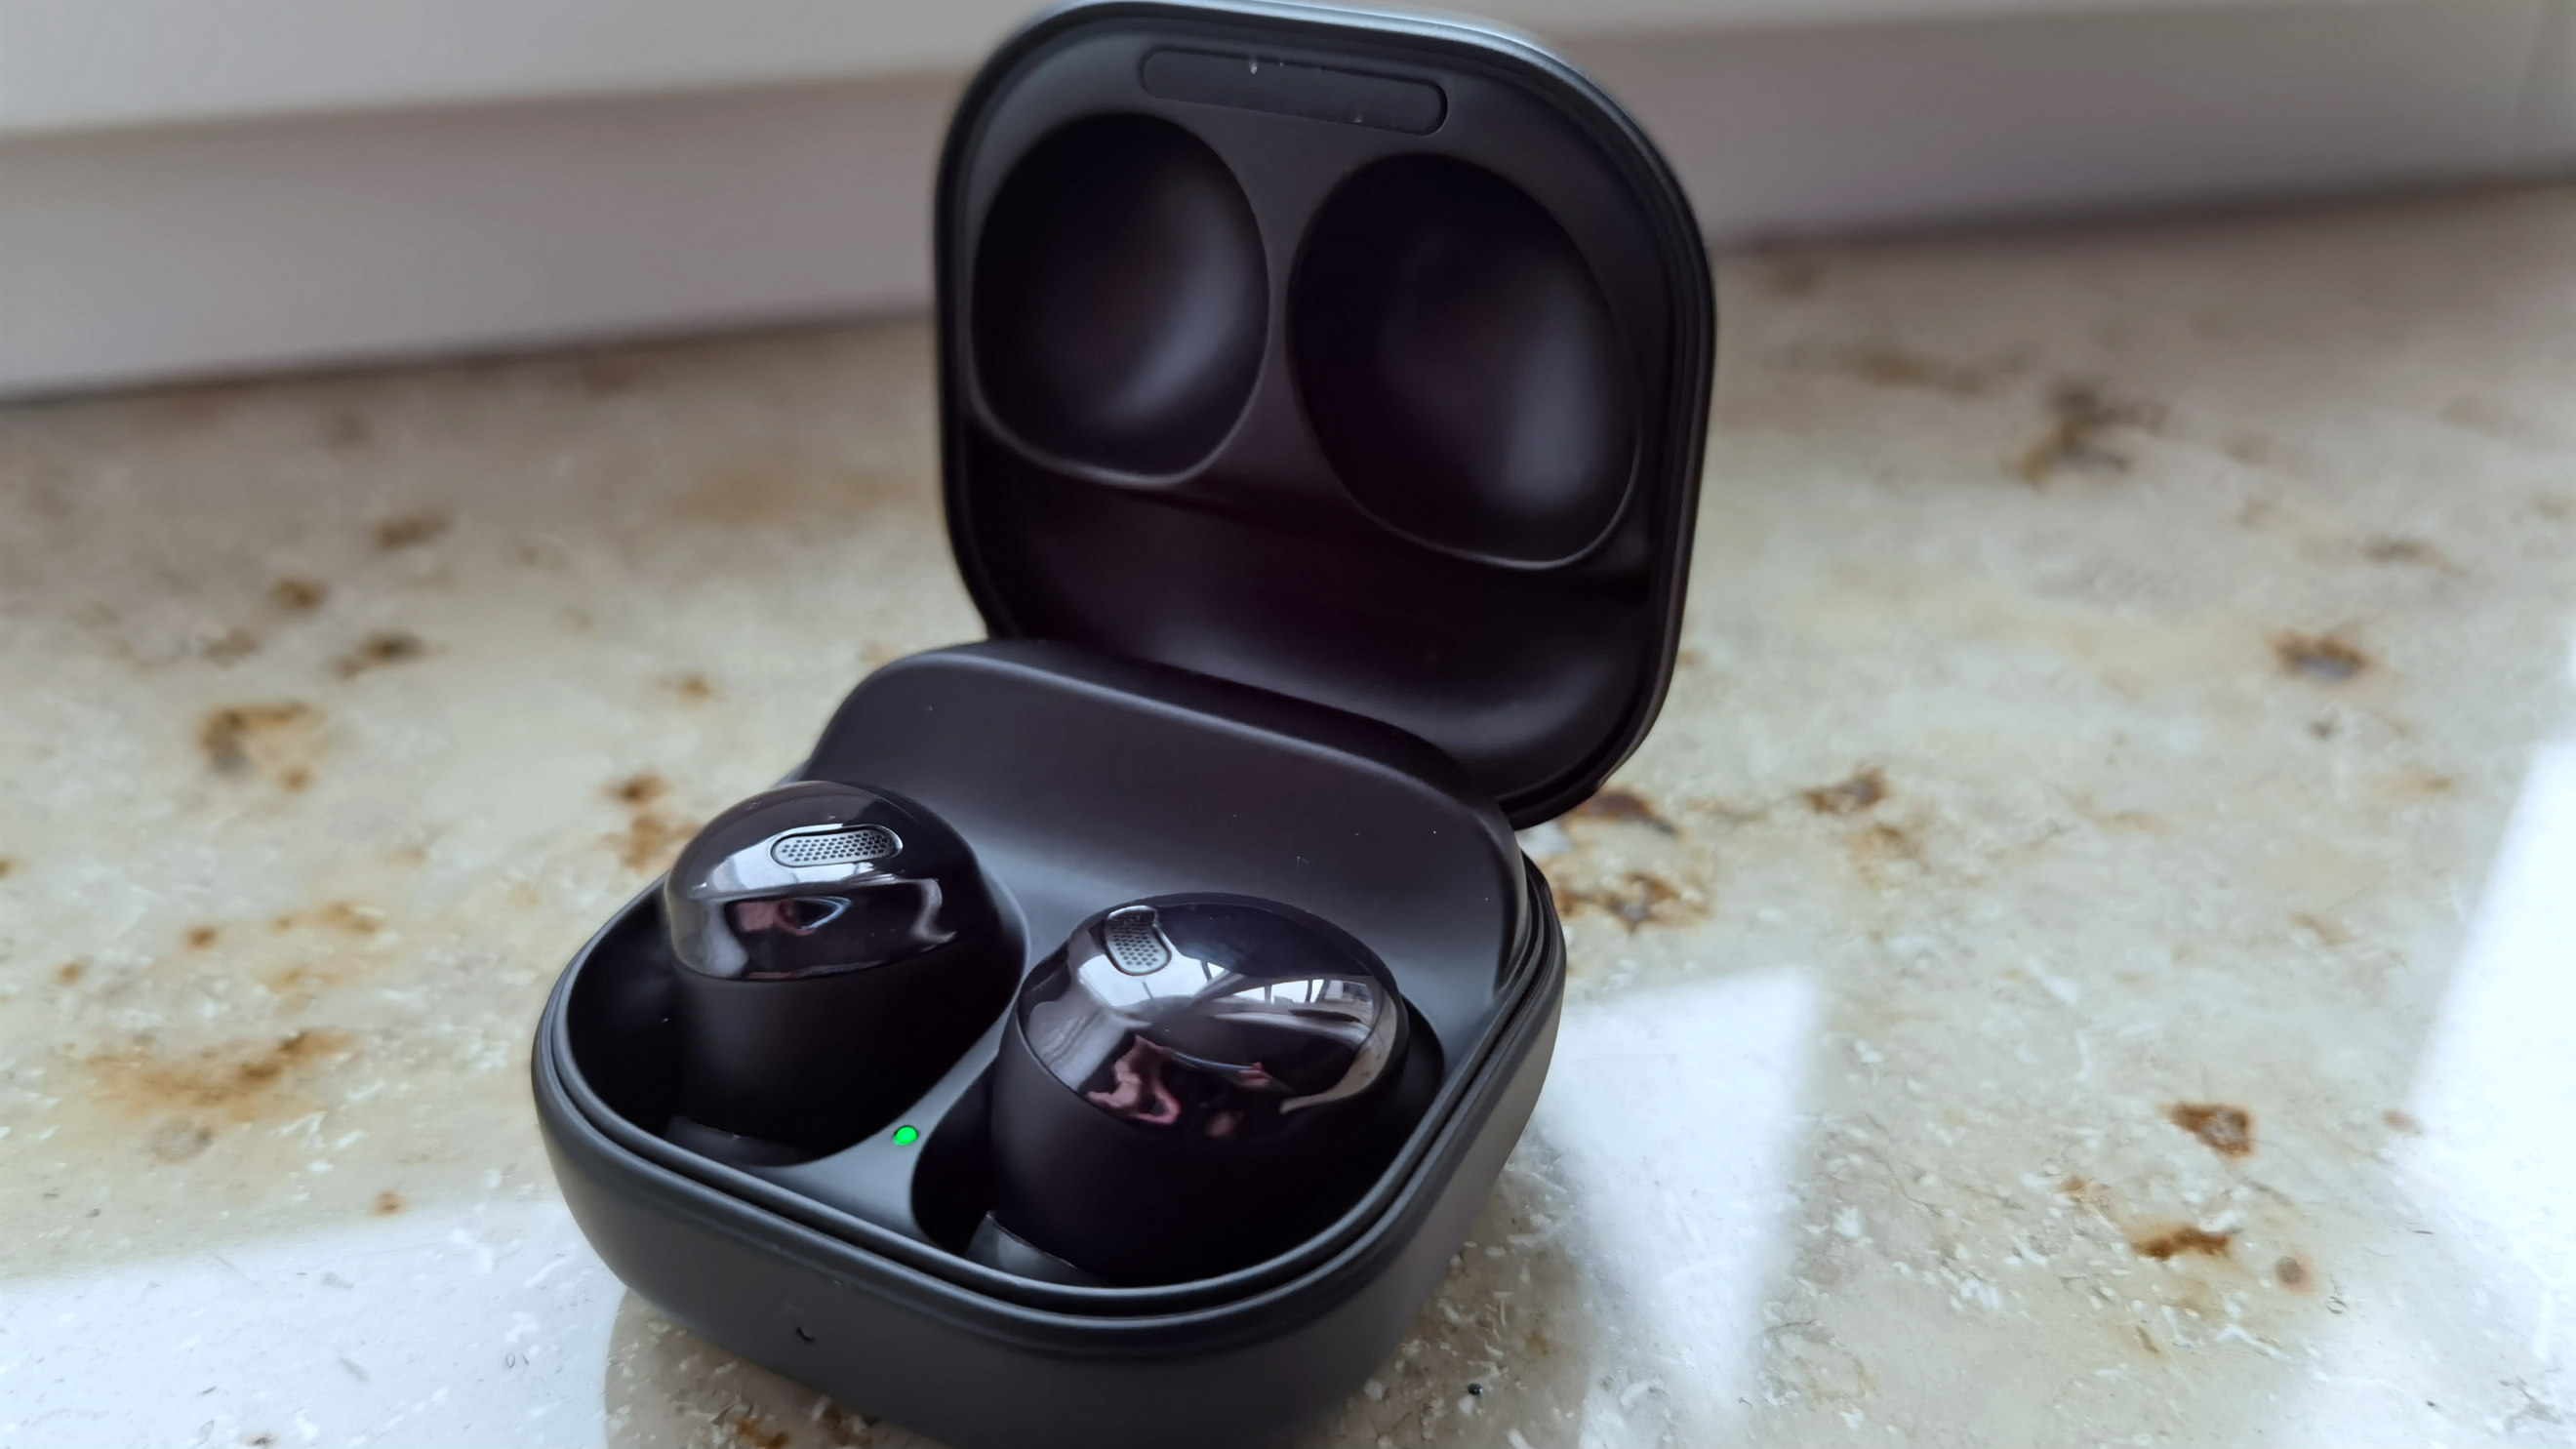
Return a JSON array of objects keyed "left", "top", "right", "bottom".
[{"left": 5, "top": 185, "right": 2574, "bottom": 1449}]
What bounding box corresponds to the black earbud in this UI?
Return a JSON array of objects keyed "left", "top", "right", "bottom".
[
  {"left": 664, "top": 782, "right": 1012, "bottom": 1155},
  {"left": 988, "top": 894, "right": 1436, "bottom": 1284}
]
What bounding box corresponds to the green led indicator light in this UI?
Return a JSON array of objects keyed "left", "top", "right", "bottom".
[{"left": 891, "top": 1125, "right": 920, "bottom": 1147}]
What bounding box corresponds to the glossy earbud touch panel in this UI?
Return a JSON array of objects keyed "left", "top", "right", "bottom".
[{"left": 991, "top": 895, "right": 1439, "bottom": 1284}]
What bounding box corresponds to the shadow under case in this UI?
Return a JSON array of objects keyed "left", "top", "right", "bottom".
[{"left": 532, "top": 4, "right": 1712, "bottom": 1445}]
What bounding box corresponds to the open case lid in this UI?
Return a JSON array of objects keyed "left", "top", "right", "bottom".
[{"left": 936, "top": 0, "right": 1713, "bottom": 827}]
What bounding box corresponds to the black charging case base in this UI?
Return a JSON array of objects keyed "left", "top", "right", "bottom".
[
  {"left": 538, "top": 642, "right": 1565, "bottom": 1449},
  {"left": 538, "top": 991, "right": 1558, "bottom": 1449},
  {"left": 534, "top": 1, "right": 1710, "bottom": 1442}
]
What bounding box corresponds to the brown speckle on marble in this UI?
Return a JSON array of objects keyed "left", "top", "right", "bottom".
[
  {"left": 1835, "top": 344, "right": 1990, "bottom": 398},
  {"left": 374, "top": 511, "right": 451, "bottom": 550},
  {"left": 1566, "top": 786, "right": 1675, "bottom": 833},
  {"left": 2374, "top": 765, "right": 2458, "bottom": 801},
  {"left": 2130, "top": 1224, "right": 2234, "bottom": 1260},
  {"left": 2168, "top": 1102, "right": 2255, "bottom": 1157},
  {"left": 198, "top": 702, "right": 323, "bottom": 784},
  {"left": 91, "top": 1027, "right": 354, "bottom": 1123},
  {"left": 1551, "top": 871, "right": 1704, "bottom": 931},
  {"left": 184, "top": 924, "right": 219, "bottom": 950},
  {"left": 664, "top": 671, "right": 715, "bottom": 703},
  {"left": 2274, "top": 632, "right": 2369, "bottom": 683},
  {"left": 317, "top": 901, "right": 383, "bottom": 935},
  {"left": 815, "top": 1401, "right": 871, "bottom": 1441},
  {"left": 262, "top": 962, "right": 335, "bottom": 1000},
  {"left": 720, "top": 1407, "right": 793, "bottom": 1449},
  {"left": 2291, "top": 911, "right": 2354, "bottom": 947},
  {"left": 2383, "top": 1108, "right": 2423, "bottom": 1135},
  {"left": 55, "top": 959, "right": 87, "bottom": 986},
  {"left": 372, "top": 1190, "right": 405, "bottom": 1216},
  {"left": 0, "top": 855, "right": 17, "bottom": 879},
  {"left": 2275, "top": 1255, "right": 2313, "bottom": 1289},
  {"left": 2016, "top": 382, "right": 2164, "bottom": 484},
  {"left": 2083, "top": 803, "right": 2170, "bottom": 834},
  {"left": 201, "top": 627, "right": 261, "bottom": 664},
  {"left": 2361, "top": 536, "right": 2448, "bottom": 568},
  {"left": 1850, "top": 821, "right": 1923, "bottom": 880},
  {"left": 268, "top": 577, "right": 328, "bottom": 612},
  {"left": 270, "top": 901, "right": 385, "bottom": 939},
  {"left": 1803, "top": 767, "right": 1888, "bottom": 815},
  {"left": 334, "top": 629, "right": 429, "bottom": 678},
  {"left": 607, "top": 772, "right": 696, "bottom": 873}
]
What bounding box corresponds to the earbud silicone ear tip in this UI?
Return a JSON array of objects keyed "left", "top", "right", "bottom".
[
  {"left": 663, "top": 781, "right": 1013, "bottom": 1154},
  {"left": 987, "top": 894, "right": 1437, "bottom": 1284}
]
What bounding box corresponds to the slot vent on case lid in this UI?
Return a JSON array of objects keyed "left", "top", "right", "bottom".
[{"left": 1142, "top": 49, "right": 1446, "bottom": 134}]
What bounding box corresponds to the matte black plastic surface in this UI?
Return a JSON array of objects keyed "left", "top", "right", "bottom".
[
  {"left": 973, "top": 114, "right": 1268, "bottom": 476},
  {"left": 939, "top": 1, "right": 1713, "bottom": 825}
]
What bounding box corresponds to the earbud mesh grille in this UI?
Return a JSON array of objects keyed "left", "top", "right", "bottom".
[
  {"left": 1103, "top": 907, "right": 1171, "bottom": 975},
  {"left": 772, "top": 825, "right": 900, "bottom": 867}
]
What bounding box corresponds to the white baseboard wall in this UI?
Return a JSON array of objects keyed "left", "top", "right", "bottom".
[
  {"left": 2, "top": 0, "right": 2570, "bottom": 397},
  {"left": 1580, "top": 0, "right": 2571, "bottom": 241},
  {"left": 0, "top": 77, "right": 962, "bottom": 397}
]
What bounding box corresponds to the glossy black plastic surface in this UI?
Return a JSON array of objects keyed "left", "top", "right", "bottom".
[
  {"left": 992, "top": 895, "right": 1436, "bottom": 1283},
  {"left": 664, "top": 783, "right": 1014, "bottom": 1153},
  {"left": 939, "top": 1, "right": 1712, "bottom": 825},
  {"left": 666, "top": 782, "right": 982, "bottom": 983},
  {"left": 1017, "top": 897, "right": 1408, "bottom": 1135}
]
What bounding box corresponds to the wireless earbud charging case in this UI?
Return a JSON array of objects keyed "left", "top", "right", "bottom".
[{"left": 532, "top": 4, "right": 1711, "bottom": 1445}]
